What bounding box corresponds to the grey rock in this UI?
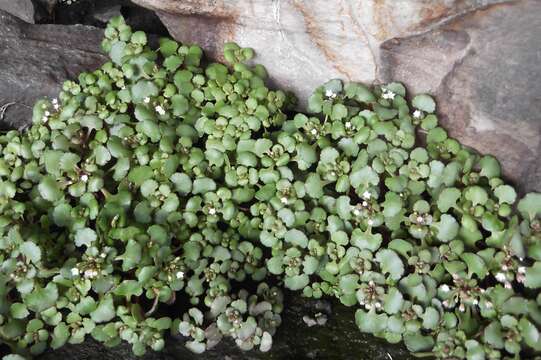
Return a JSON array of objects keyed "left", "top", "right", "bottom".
[
  {"left": 0, "top": 10, "right": 107, "bottom": 129},
  {"left": 40, "top": 295, "right": 415, "bottom": 360},
  {"left": 131, "top": 0, "right": 509, "bottom": 108},
  {"left": 0, "top": 0, "right": 34, "bottom": 23},
  {"left": 379, "top": 0, "right": 541, "bottom": 193}
]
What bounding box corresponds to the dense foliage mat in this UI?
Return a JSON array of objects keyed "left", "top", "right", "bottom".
[{"left": 1, "top": 16, "right": 541, "bottom": 360}]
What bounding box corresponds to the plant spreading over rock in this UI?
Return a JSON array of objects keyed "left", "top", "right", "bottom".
[{"left": 1, "top": 16, "right": 541, "bottom": 360}]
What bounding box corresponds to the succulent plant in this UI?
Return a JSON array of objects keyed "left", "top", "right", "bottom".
[{"left": 1, "top": 15, "right": 541, "bottom": 360}]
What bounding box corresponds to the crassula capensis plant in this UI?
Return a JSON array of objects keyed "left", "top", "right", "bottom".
[{"left": 1, "top": 16, "right": 541, "bottom": 360}]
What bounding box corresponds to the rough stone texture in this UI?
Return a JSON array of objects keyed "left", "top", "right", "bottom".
[
  {"left": 0, "top": 10, "right": 107, "bottom": 130},
  {"left": 379, "top": 0, "right": 541, "bottom": 194},
  {"left": 39, "top": 295, "right": 415, "bottom": 360},
  {"left": 131, "top": 0, "right": 509, "bottom": 107},
  {"left": 0, "top": 0, "right": 34, "bottom": 23},
  {"left": 131, "top": 0, "right": 540, "bottom": 193}
]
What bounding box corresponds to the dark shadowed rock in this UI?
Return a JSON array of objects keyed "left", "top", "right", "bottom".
[
  {"left": 379, "top": 0, "right": 541, "bottom": 193},
  {"left": 39, "top": 294, "right": 415, "bottom": 360},
  {"left": 0, "top": 10, "right": 106, "bottom": 130},
  {"left": 0, "top": 0, "right": 34, "bottom": 23}
]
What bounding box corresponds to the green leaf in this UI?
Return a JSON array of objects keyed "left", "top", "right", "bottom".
[
  {"left": 421, "top": 307, "right": 440, "bottom": 330},
  {"left": 305, "top": 173, "right": 323, "bottom": 199},
  {"left": 24, "top": 283, "right": 58, "bottom": 312},
  {"left": 331, "top": 103, "right": 347, "bottom": 120},
  {"left": 114, "top": 280, "right": 143, "bottom": 298},
  {"left": 192, "top": 177, "right": 216, "bottom": 194},
  {"left": 351, "top": 229, "right": 382, "bottom": 252},
  {"left": 437, "top": 187, "right": 461, "bottom": 212},
  {"left": 90, "top": 295, "right": 116, "bottom": 323},
  {"left": 382, "top": 192, "right": 402, "bottom": 218},
  {"left": 435, "top": 214, "right": 459, "bottom": 242},
  {"left": 94, "top": 145, "right": 111, "bottom": 166},
  {"left": 524, "top": 262, "right": 541, "bottom": 289},
  {"left": 10, "top": 303, "right": 29, "bottom": 319},
  {"left": 479, "top": 155, "right": 501, "bottom": 179},
  {"left": 20, "top": 241, "right": 41, "bottom": 263},
  {"left": 355, "top": 309, "right": 387, "bottom": 334},
  {"left": 493, "top": 185, "right": 517, "bottom": 205},
  {"left": 131, "top": 80, "right": 158, "bottom": 103},
  {"left": 38, "top": 176, "right": 62, "bottom": 202},
  {"left": 350, "top": 166, "right": 379, "bottom": 188},
  {"left": 461, "top": 253, "right": 488, "bottom": 279},
  {"left": 74, "top": 228, "right": 97, "bottom": 247},
  {"left": 518, "top": 193, "right": 541, "bottom": 221},
  {"left": 339, "top": 274, "right": 359, "bottom": 294},
  {"left": 412, "top": 94, "right": 436, "bottom": 113},
  {"left": 383, "top": 288, "right": 404, "bottom": 315},
  {"left": 464, "top": 186, "right": 488, "bottom": 206},
  {"left": 128, "top": 166, "right": 153, "bottom": 186},
  {"left": 284, "top": 274, "right": 309, "bottom": 291},
  {"left": 284, "top": 229, "right": 308, "bottom": 248},
  {"left": 376, "top": 249, "right": 404, "bottom": 280},
  {"left": 404, "top": 333, "right": 434, "bottom": 352},
  {"left": 295, "top": 144, "right": 317, "bottom": 170},
  {"left": 483, "top": 321, "right": 503, "bottom": 348}
]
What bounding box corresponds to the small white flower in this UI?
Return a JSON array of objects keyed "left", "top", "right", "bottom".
[
  {"left": 100, "top": 253, "right": 107, "bottom": 258},
  {"left": 42, "top": 116, "right": 48, "bottom": 123},
  {"left": 367, "top": 219, "right": 374, "bottom": 226},
  {"left": 80, "top": 174, "right": 89, "bottom": 183},
  {"left": 413, "top": 110, "right": 422, "bottom": 118},
  {"left": 416, "top": 216, "right": 424, "bottom": 224},
  {"left": 143, "top": 97, "right": 150, "bottom": 104},
  {"left": 280, "top": 197, "right": 288, "bottom": 204},
  {"left": 504, "top": 282, "right": 512, "bottom": 289},
  {"left": 472, "top": 299, "right": 479, "bottom": 305},
  {"left": 501, "top": 264, "right": 508, "bottom": 271},
  {"left": 345, "top": 122, "right": 352, "bottom": 129},
  {"left": 310, "top": 128, "right": 318, "bottom": 135},
  {"left": 176, "top": 271, "right": 184, "bottom": 279},
  {"left": 365, "top": 303, "right": 372, "bottom": 310},
  {"left": 208, "top": 208, "right": 216, "bottom": 215},
  {"left": 440, "top": 284, "right": 450, "bottom": 292},
  {"left": 375, "top": 302, "right": 382, "bottom": 309},
  {"left": 325, "top": 89, "right": 336, "bottom": 99},
  {"left": 518, "top": 266, "right": 526, "bottom": 274},
  {"left": 71, "top": 268, "right": 80, "bottom": 276},
  {"left": 155, "top": 105, "right": 166, "bottom": 115},
  {"left": 362, "top": 201, "right": 368, "bottom": 207},
  {"left": 330, "top": 171, "right": 336, "bottom": 177},
  {"left": 84, "top": 269, "right": 97, "bottom": 278},
  {"left": 362, "top": 191, "right": 371, "bottom": 199},
  {"left": 382, "top": 90, "right": 395, "bottom": 100},
  {"left": 495, "top": 272, "right": 506, "bottom": 282},
  {"left": 369, "top": 280, "right": 375, "bottom": 286},
  {"left": 353, "top": 208, "right": 361, "bottom": 216},
  {"left": 44, "top": 111, "right": 50, "bottom": 116},
  {"left": 52, "top": 98, "right": 58, "bottom": 104}
]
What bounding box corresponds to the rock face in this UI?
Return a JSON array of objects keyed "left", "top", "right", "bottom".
[
  {"left": 379, "top": 0, "right": 541, "bottom": 194},
  {"left": 0, "top": 10, "right": 107, "bottom": 130},
  {"left": 0, "top": 0, "right": 34, "bottom": 23},
  {"left": 40, "top": 295, "right": 414, "bottom": 360},
  {"left": 131, "top": 0, "right": 540, "bottom": 193}
]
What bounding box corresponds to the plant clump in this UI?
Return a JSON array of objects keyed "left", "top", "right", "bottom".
[{"left": 1, "top": 16, "right": 541, "bottom": 360}]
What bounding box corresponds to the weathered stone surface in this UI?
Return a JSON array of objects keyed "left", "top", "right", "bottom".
[
  {"left": 131, "top": 0, "right": 509, "bottom": 107},
  {"left": 40, "top": 295, "right": 414, "bottom": 360},
  {"left": 0, "top": 0, "right": 34, "bottom": 23},
  {"left": 0, "top": 10, "right": 107, "bottom": 129},
  {"left": 379, "top": 0, "right": 541, "bottom": 193}
]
